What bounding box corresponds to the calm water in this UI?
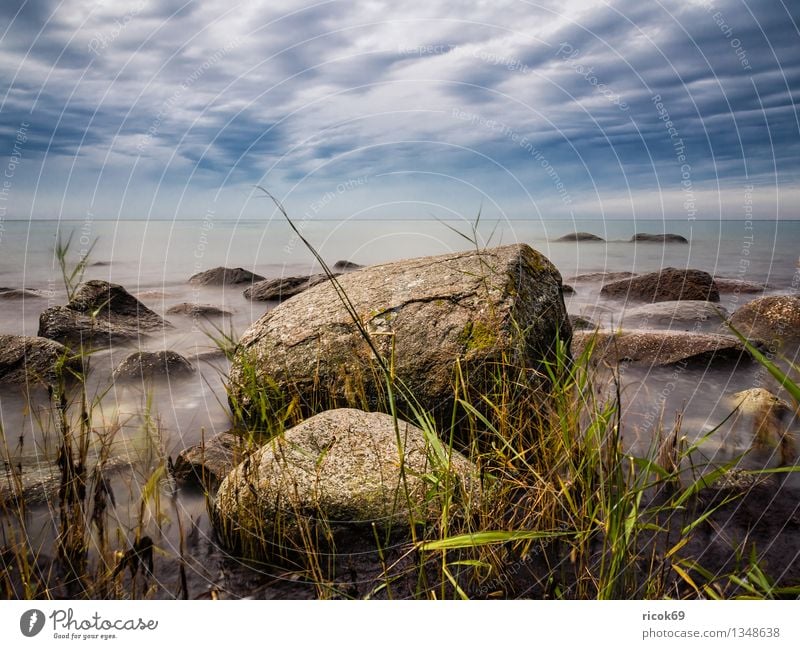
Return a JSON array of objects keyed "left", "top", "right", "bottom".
[
  {"left": 1, "top": 218, "right": 799, "bottom": 596},
  {"left": 1, "top": 216, "right": 799, "bottom": 453}
]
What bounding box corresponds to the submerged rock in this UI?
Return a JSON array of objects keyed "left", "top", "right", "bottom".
[
  {"left": 728, "top": 388, "right": 796, "bottom": 466},
  {"left": 0, "top": 288, "right": 45, "bottom": 299},
  {"left": 135, "top": 290, "right": 172, "bottom": 300},
  {"left": 112, "top": 350, "right": 195, "bottom": 381},
  {"left": 188, "top": 267, "right": 265, "bottom": 286},
  {"left": 0, "top": 335, "right": 83, "bottom": 386},
  {"left": 173, "top": 431, "right": 245, "bottom": 491},
  {"left": 600, "top": 268, "right": 719, "bottom": 303},
  {"left": 572, "top": 329, "right": 755, "bottom": 366},
  {"left": 555, "top": 232, "right": 605, "bottom": 242},
  {"left": 621, "top": 300, "right": 728, "bottom": 329},
  {"left": 630, "top": 233, "right": 688, "bottom": 243},
  {"left": 332, "top": 260, "right": 363, "bottom": 271},
  {"left": 0, "top": 454, "right": 128, "bottom": 507},
  {"left": 731, "top": 387, "right": 793, "bottom": 418},
  {"left": 192, "top": 348, "right": 228, "bottom": 364},
  {"left": 568, "top": 271, "right": 637, "bottom": 282},
  {"left": 214, "top": 409, "right": 477, "bottom": 558},
  {"left": 38, "top": 281, "right": 171, "bottom": 347},
  {"left": 228, "top": 243, "right": 571, "bottom": 438},
  {"left": 713, "top": 278, "right": 767, "bottom": 294},
  {"left": 569, "top": 315, "right": 596, "bottom": 331},
  {"left": 728, "top": 295, "right": 800, "bottom": 344},
  {"left": 165, "top": 303, "right": 232, "bottom": 317},
  {"left": 243, "top": 274, "right": 336, "bottom": 302}
]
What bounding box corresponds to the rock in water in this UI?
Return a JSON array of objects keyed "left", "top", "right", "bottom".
[
  {"left": 731, "top": 388, "right": 792, "bottom": 415},
  {"left": 600, "top": 268, "right": 719, "bottom": 303},
  {"left": 112, "top": 350, "right": 195, "bottom": 381},
  {"left": 621, "top": 300, "right": 728, "bottom": 329},
  {"left": 729, "top": 388, "right": 796, "bottom": 466},
  {"left": 568, "top": 271, "right": 637, "bottom": 282},
  {"left": 555, "top": 232, "right": 605, "bottom": 242},
  {"left": 214, "top": 409, "right": 477, "bottom": 559},
  {"left": 173, "top": 431, "right": 245, "bottom": 491},
  {"left": 728, "top": 295, "right": 800, "bottom": 344},
  {"left": 0, "top": 453, "right": 129, "bottom": 507},
  {"left": 165, "top": 303, "right": 232, "bottom": 317},
  {"left": 38, "top": 280, "right": 171, "bottom": 347},
  {"left": 0, "top": 288, "right": 45, "bottom": 299},
  {"left": 713, "top": 278, "right": 766, "bottom": 294},
  {"left": 228, "top": 244, "right": 571, "bottom": 438},
  {"left": 572, "top": 329, "right": 755, "bottom": 366},
  {"left": 188, "top": 267, "right": 265, "bottom": 286},
  {"left": 332, "top": 260, "right": 363, "bottom": 271},
  {"left": 243, "top": 274, "right": 336, "bottom": 302},
  {"left": 0, "top": 335, "right": 83, "bottom": 386},
  {"left": 569, "top": 315, "right": 596, "bottom": 331},
  {"left": 630, "top": 233, "right": 688, "bottom": 243}
]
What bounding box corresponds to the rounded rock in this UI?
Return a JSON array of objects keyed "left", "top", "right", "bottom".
[
  {"left": 600, "top": 268, "right": 719, "bottom": 303},
  {"left": 728, "top": 295, "right": 800, "bottom": 344},
  {"left": 188, "top": 267, "right": 265, "bottom": 286},
  {"left": 554, "top": 232, "right": 604, "bottom": 242},
  {"left": 112, "top": 350, "right": 195, "bottom": 381},
  {"left": 214, "top": 409, "right": 477, "bottom": 558},
  {"left": 229, "top": 244, "right": 571, "bottom": 441}
]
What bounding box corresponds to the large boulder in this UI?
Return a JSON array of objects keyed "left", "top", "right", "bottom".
[
  {"left": 188, "top": 267, "right": 264, "bottom": 286},
  {"left": 728, "top": 295, "right": 800, "bottom": 344},
  {"left": 38, "top": 280, "right": 171, "bottom": 347},
  {"left": 228, "top": 244, "right": 571, "bottom": 436},
  {"left": 214, "top": 409, "right": 477, "bottom": 558},
  {"left": 555, "top": 232, "right": 604, "bottom": 242},
  {"left": 0, "top": 335, "right": 83, "bottom": 385},
  {"left": 572, "top": 329, "right": 755, "bottom": 366},
  {"left": 621, "top": 301, "right": 728, "bottom": 330},
  {"left": 630, "top": 233, "right": 688, "bottom": 243},
  {"left": 600, "top": 268, "right": 719, "bottom": 303},
  {"left": 243, "top": 274, "right": 336, "bottom": 302},
  {"left": 112, "top": 350, "right": 195, "bottom": 381}
]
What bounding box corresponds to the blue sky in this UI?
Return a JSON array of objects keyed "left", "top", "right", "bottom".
[{"left": 1, "top": 0, "right": 798, "bottom": 221}]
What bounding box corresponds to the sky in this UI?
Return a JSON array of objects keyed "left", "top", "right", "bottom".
[{"left": 1, "top": 0, "right": 798, "bottom": 222}]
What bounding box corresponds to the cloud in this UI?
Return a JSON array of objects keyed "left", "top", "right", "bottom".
[{"left": 0, "top": 0, "right": 797, "bottom": 219}]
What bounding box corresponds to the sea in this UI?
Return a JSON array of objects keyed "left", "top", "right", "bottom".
[{"left": 1, "top": 217, "right": 798, "bottom": 596}]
